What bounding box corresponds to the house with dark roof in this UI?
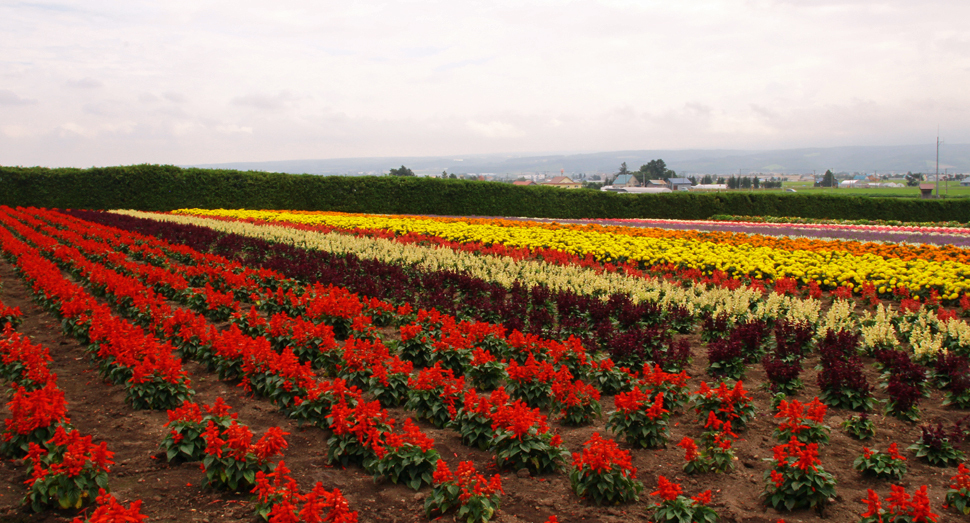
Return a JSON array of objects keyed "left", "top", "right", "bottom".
[{"left": 667, "top": 178, "right": 693, "bottom": 191}]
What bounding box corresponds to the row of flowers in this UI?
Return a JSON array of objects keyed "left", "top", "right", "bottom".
[
  {"left": 0, "top": 209, "right": 196, "bottom": 410},
  {"left": 75, "top": 211, "right": 970, "bottom": 404},
  {"left": 9, "top": 207, "right": 555, "bottom": 522},
  {"left": 171, "top": 208, "right": 970, "bottom": 261},
  {"left": 110, "top": 210, "right": 970, "bottom": 342},
  {"left": 31, "top": 207, "right": 738, "bottom": 520},
  {"left": 709, "top": 214, "right": 970, "bottom": 233},
  {"left": 11, "top": 207, "right": 968, "bottom": 520},
  {"left": 30, "top": 208, "right": 970, "bottom": 516},
  {"left": 0, "top": 208, "right": 364, "bottom": 521},
  {"left": 0, "top": 315, "right": 145, "bottom": 520},
  {"left": 63, "top": 207, "right": 970, "bottom": 427},
  {"left": 66, "top": 208, "right": 970, "bottom": 423},
  {"left": 167, "top": 208, "right": 970, "bottom": 300},
  {"left": 11, "top": 206, "right": 583, "bottom": 521},
  {"left": 161, "top": 208, "right": 970, "bottom": 305}
]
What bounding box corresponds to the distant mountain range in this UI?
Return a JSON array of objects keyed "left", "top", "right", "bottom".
[{"left": 190, "top": 144, "right": 970, "bottom": 177}]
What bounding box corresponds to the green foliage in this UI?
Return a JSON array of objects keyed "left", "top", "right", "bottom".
[
  {"left": 467, "top": 360, "right": 507, "bottom": 391},
  {"left": 605, "top": 403, "right": 669, "bottom": 449},
  {"left": 820, "top": 169, "right": 837, "bottom": 188},
  {"left": 842, "top": 414, "right": 876, "bottom": 440},
  {"left": 370, "top": 445, "right": 439, "bottom": 491},
  {"left": 491, "top": 429, "right": 567, "bottom": 475},
  {"left": 853, "top": 444, "right": 907, "bottom": 481},
  {"left": 405, "top": 388, "right": 454, "bottom": 429},
  {"left": 908, "top": 436, "right": 965, "bottom": 467},
  {"left": 125, "top": 374, "right": 194, "bottom": 411},
  {"left": 5, "top": 164, "right": 970, "bottom": 222},
  {"left": 202, "top": 452, "right": 272, "bottom": 491},
  {"left": 388, "top": 165, "right": 415, "bottom": 177}
]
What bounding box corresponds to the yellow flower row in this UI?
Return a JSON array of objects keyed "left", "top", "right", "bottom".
[
  {"left": 125, "top": 209, "right": 970, "bottom": 359},
  {"left": 119, "top": 210, "right": 821, "bottom": 326},
  {"left": 170, "top": 208, "right": 970, "bottom": 300}
]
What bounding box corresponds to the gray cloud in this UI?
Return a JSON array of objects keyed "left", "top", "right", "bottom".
[
  {"left": 230, "top": 91, "right": 298, "bottom": 111},
  {"left": 0, "top": 89, "right": 37, "bottom": 106},
  {"left": 163, "top": 92, "right": 188, "bottom": 103},
  {"left": 66, "top": 77, "right": 104, "bottom": 89}
]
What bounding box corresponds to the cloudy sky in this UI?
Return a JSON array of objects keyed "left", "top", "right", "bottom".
[{"left": 1, "top": 0, "right": 968, "bottom": 167}]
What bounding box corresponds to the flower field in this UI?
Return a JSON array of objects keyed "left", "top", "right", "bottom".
[{"left": 2, "top": 206, "right": 970, "bottom": 523}]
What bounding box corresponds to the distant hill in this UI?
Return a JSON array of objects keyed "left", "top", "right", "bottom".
[{"left": 190, "top": 144, "right": 970, "bottom": 177}]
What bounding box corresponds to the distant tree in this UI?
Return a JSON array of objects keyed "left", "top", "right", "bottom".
[
  {"left": 441, "top": 170, "right": 447, "bottom": 178},
  {"left": 905, "top": 171, "right": 922, "bottom": 187},
  {"left": 700, "top": 174, "right": 714, "bottom": 185},
  {"left": 820, "top": 169, "right": 837, "bottom": 188},
  {"left": 618, "top": 162, "right": 629, "bottom": 175},
  {"left": 582, "top": 181, "right": 604, "bottom": 190},
  {"left": 515, "top": 176, "right": 527, "bottom": 182},
  {"left": 740, "top": 177, "right": 752, "bottom": 189},
  {"left": 389, "top": 165, "right": 415, "bottom": 177},
  {"left": 637, "top": 159, "right": 676, "bottom": 181},
  {"left": 753, "top": 177, "right": 760, "bottom": 189},
  {"left": 688, "top": 176, "right": 698, "bottom": 185},
  {"left": 448, "top": 173, "right": 458, "bottom": 179}
]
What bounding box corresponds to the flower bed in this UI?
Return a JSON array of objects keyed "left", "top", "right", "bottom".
[{"left": 2, "top": 205, "right": 970, "bottom": 523}]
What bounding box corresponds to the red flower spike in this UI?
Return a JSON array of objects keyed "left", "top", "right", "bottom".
[{"left": 650, "top": 475, "right": 682, "bottom": 502}]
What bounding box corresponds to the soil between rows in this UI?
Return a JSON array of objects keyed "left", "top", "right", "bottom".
[{"left": 0, "top": 257, "right": 967, "bottom": 523}]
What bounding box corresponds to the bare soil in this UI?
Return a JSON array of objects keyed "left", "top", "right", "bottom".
[{"left": 0, "top": 258, "right": 967, "bottom": 523}]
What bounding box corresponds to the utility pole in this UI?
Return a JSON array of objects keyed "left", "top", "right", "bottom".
[{"left": 936, "top": 129, "right": 942, "bottom": 199}]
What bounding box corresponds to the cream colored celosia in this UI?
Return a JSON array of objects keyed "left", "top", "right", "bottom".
[
  {"left": 114, "top": 210, "right": 787, "bottom": 323},
  {"left": 167, "top": 208, "right": 970, "bottom": 300},
  {"left": 113, "top": 210, "right": 970, "bottom": 349},
  {"left": 942, "top": 318, "right": 970, "bottom": 354},
  {"left": 783, "top": 295, "right": 822, "bottom": 326},
  {"left": 859, "top": 304, "right": 900, "bottom": 352},
  {"left": 822, "top": 298, "right": 856, "bottom": 334},
  {"left": 908, "top": 321, "right": 945, "bottom": 362},
  {"left": 861, "top": 322, "right": 900, "bottom": 353}
]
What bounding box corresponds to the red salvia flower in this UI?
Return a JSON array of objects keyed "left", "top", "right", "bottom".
[
  {"left": 650, "top": 475, "right": 682, "bottom": 502},
  {"left": 202, "top": 421, "right": 226, "bottom": 458},
  {"left": 859, "top": 489, "right": 882, "bottom": 518},
  {"left": 909, "top": 485, "right": 938, "bottom": 523},
  {"left": 886, "top": 442, "right": 906, "bottom": 462},
  {"left": 677, "top": 437, "right": 700, "bottom": 462},
  {"left": 692, "top": 490, "right": 713, "bottom": 505},
  {"left": 951, "top": 463, "right": 970, "bottom": 491},
  {"left": 887, "top": 484, "right": 911, "bottom": 515},
  {"left": 252, "top": 426, "right": 289, "bottom": 462}
]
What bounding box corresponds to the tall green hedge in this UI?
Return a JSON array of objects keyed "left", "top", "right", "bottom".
[{"left": 2, "top": 164, "right": 969, "bottom": 222}]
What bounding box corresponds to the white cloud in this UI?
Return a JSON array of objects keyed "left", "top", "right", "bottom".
[
  {"left": 66, "top": 77, "right": 104, "bottom": 89},
  {"left": 163, "top": 92, "right": 188, "bottom": 103},
  {"left": 216, "top": 124, "right": 253, "bottom": 135},
  {"left": 230, "top": 91, "right": 299, "bottom": 111},
  {"left": 466, "top": 120, "right": 526, "bottom": 139},
  {"left": 0, "top": 0, "right": 968, "bottom": 166}
]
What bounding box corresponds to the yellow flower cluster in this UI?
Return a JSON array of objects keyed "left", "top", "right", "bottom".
[
  {"left": 120, "top": 210, "right": 812, "bottom": 324},
  {"left": 121, "top": 209, "right": 970, "bottom": 362},
  {"left": 170, "top": 208, "right": 970, "bottom": 299}
]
